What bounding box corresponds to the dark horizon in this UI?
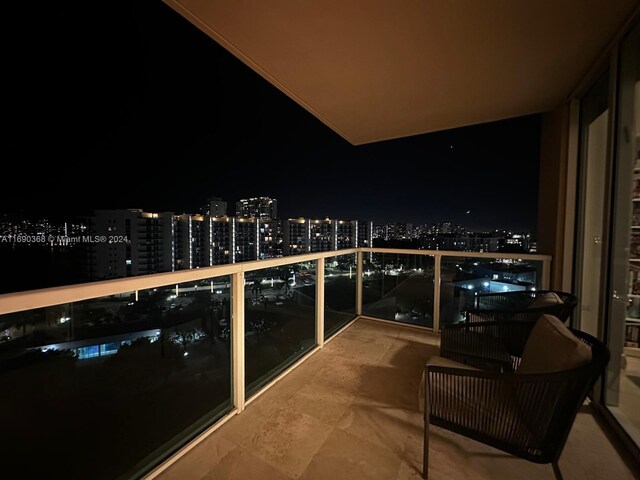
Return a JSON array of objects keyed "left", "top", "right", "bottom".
[{"left": 3, "top": 1, "right": 540, "bottom": 231}]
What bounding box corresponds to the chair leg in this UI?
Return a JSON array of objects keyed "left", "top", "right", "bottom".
[
  {"left": 552, "top": 461, "right": 563, "bottom": 480},
  {"left": 423, "top": 419, "right": 429, "bottom": 479}
]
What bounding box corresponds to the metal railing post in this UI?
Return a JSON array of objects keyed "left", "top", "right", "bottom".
[
  {"left": 316, "top": 258, "right": 325, "bottom": 347},
  {"left": 433, "top": 255, "right": 441, "bottom": 332},
  {"left": 356, "top": 251, "right": 363, "bottom": 315},
  {"left": 231, "top": 271, "right": 245, "bottom": 413}
]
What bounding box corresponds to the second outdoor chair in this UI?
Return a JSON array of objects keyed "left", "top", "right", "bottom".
[{"left": 464, "top": 289, "right": 578, "bottom": 324}]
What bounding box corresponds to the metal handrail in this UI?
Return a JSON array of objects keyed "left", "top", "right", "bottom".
[{"left": 0, "top": 247, "right": 551, "bottom": 320}]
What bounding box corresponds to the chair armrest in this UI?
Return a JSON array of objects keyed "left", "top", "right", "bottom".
[
  {"left": 424, "top": 365, "right": 582, "bottom": 455},
  {"left": 464, "top": 307, "right": 551, "bottom": 323},
  {"left": 466, "top": 292, "right": 577, "bottom": 324},
  {"left": 440, "top": 321, "right": 534, "bottom": 371},
  {"left": 474, "top": 292, "right": 531, "bottom": 310}
]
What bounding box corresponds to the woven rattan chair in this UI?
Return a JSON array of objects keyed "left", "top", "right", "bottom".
[
  {"left": 464, "top": 290, "right": 578, "bottom": 324},
  {"left": 421, "top": 317, "right": 609, "bottom": 480}
]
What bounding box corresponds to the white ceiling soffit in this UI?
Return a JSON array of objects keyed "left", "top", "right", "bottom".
[{"left": 165, "top": 0, "right": 639, "bottom": 145}]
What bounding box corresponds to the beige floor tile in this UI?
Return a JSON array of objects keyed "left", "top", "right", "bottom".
[
  {"left": 393, "top": 326, "right": 439, "bottom": 345},
  {"left": 417, "top": 426, "right": 525, "bottom": 480},
  {"left": 247, "top": 382, "right": 296, "bottom": 417},
  {"left": 356, "top": 364, "right": 422, "bottom": 409},
  {"left": 344, "top": 318, "right": 403, "bottom": 337},
  {"left": 217, "top": 405, "right": 284, "bottom": 449},
  {"left": 287, "top": 377, "right": 356, "bottom": 425},
  {"left": 243, "top": 353, "right": 327, "bottom": 417},
  {"left": 337, "top": 404, "right": 422, "bottom": 454},
  {"left": 378, "top": 340, "right": 437, "bottom": 377},
  {"left": 299, "top": 428, "right": 402, "bottom": 480},
  {"left": 615, "top": 355, "right": 640, "bottom": 443},
  {"left": 228, "top": 405, "right": 334, "bottom": 478},
  {"left": 201, "top": 446, "right": 291, "bottom": 480},
  {"left": 559, "top": 409, "right": 637, "bottom": 480},
  {"left": 323, "top": 335, "right": 392, "bottom": 365},
  {"left": 395, "top": 460, "right": 424, "bottom": 480},
  {"left": 414, "top": 410, "right": 638, "bottom": 480},
  {"left": 159, "top": 435, "right": 237, "bottom": 480},
  {"left": 340, "top": 326, "right": 399, "bottom": 346},
  {"left": 309, "top": 361, "right": 367, "bottom": 396},
  {"left": 398, "top": 432, "right": 423, "bottom": 476}
]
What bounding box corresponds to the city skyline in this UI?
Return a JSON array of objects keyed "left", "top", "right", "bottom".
[
  {"left": 0, "top": 199, "right": 534, "bottom": 294},
  {"left": 0, "top": 203, "right": 536, "bottom": 236},
  {"left": 3, "top": 1, "right": 540, "bottom": 231},
  {"left": 0, "top": 186, "right": 539, "bottom": 233}
]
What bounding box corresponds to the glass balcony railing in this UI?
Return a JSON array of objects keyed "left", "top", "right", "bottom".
[
  {"left": 362, "top": 251, "right": 435, "bottom": 328},
  {"left": 0, "top": 276, "right": 232, "bottom": 480},
  {"left": 324, "top": 253, "right": 357, "bottom": 339},
  {"left": 244, "top": 261, "right": 316, "bottom": 396},
  {"left": 0, "top": 247, "right": 550, "bottom": 480},
  {"left": 439, "top": 255, "right": 545, "bottom": 328}
]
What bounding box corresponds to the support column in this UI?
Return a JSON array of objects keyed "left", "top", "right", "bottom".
[
  {"left": 316, "top": 258, "right": 325, "bottom": 347},
  {"left": 231, "top": 272, "right": 245, "bottom": 412}
]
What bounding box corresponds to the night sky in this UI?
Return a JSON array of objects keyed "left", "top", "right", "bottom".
[{"left": 3, "top": 1, "right": 540, "bottom": 231}]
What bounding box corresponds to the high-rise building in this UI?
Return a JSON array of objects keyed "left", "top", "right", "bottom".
[
  {"left": 190, "top": 215, "right": 209, "bottom": 267},
  {"left": 283, "top": 218, "right": 309, "bottom": 255},
  {"left": 92, "top": 209, "right": 371, "bottom": 275},
  {"left": 421, "top": 233, "right": 500, "bottom": 252},
  {"left": 468, "top": 234, "right": 500, "bottom": 252},
  {"left": 499, "top": 233, "right": 531, "bottom": 253},
  {"left": 356, "top": 221, "right": 373, "bottom": 248},
  {"left": 205, "top": 197, "right": 227, "bottom": 217},
  {"left": 209, "top": 216, "right": 233, "bottom": 265},
  {"left": 234, "top": 218, "right": 259, "bottom": 263},
  {"left": 173, "top": 214, "right": 215, "bottom": 270},
  {"left": 387, "top": 222, "right": 413, "bottom": 240},
  {"left": 412, "top": 224, "right": 426, "bottom": 239},
  {"left": 426, "top": 222, "right": 465, "bottom": 236},
  {"left": 282, "top": 218, "right": 335, "bottom": 253},
  {"left": 91, "top": 209, "right": 174, "bottom": 280},
  {"left": 258, "top": 219, "right": 282, "bottom": 259},
  {"left": 283, "top": 218, "right": 366, "bottom": 254},
  {"left": 236, "top": 197, "right": 277, "bottom": 219},
  {"left": 333, "top": 220, "right": 355, "bottom": 250},
  {"left": 372, "top": 224, "right": 386, "bottom": 240},
  {"left": 309, "top": 219, "right": 333, "bottom": 252},
  {"left": 173, "top": 214, "right": 193, "bottom": 270}
]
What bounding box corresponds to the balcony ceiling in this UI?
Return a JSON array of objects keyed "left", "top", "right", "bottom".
[{"left": 165, "top": 0, "right": 639, "bottom": 145}]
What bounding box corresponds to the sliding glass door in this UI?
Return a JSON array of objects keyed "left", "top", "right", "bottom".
[
  {"left": 605, "top": 19, "right": 640, "bottom": 447},
  {"left": 575, "top": 72, "right": 610, "bottom": 338}
]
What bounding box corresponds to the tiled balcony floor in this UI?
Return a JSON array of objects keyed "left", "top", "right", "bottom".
[{"left": 157, "top": 318, "right": 636, "bottom": 480}]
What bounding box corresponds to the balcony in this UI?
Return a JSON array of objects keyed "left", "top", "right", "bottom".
[
  {"left": 157, "top": 319, "right": 634, "bottom": 480},
  {"left": 0, "top": 247, "right": 633, "bottom": 479}
]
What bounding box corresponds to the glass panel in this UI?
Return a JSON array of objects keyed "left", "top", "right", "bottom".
[
  {"left": 575, "top": 71, "right": 610, "bottom": 336},
  {"left": 325, "top": 253, "right": 357, "bottom": 338},
  {"left": 0, "top": 276, "right": 232, "bottom": 479},
  {"left": 244, "top": 261, "right": 316, "bottom": 396},
  {"left": 439, "top": 256, "right": 543, "bottom": 328},
  {"left": 605, "top": 19, "right": 640, "bottom": 447},
  {"left": 361, "top": 252, "right": 434, "bottom": 327}
]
